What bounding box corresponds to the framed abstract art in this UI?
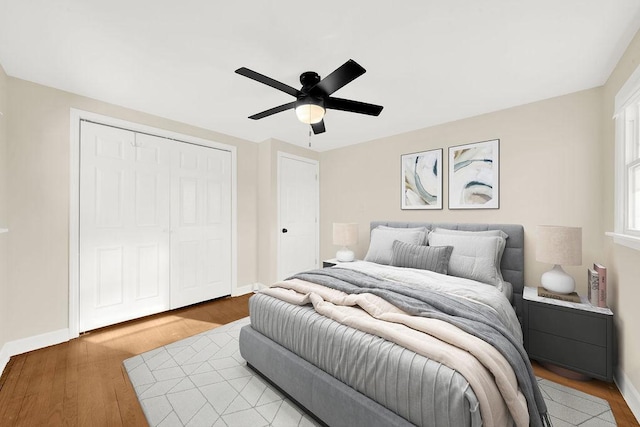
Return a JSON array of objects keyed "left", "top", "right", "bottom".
[
  {"left": 401, "top": 149, "right": 443, "bottom": 210},
  {"left": 448, "top": 139, "right": 499, "bottom": 209}
]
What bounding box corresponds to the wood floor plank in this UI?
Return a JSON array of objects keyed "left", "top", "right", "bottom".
[
  {"left": 0, "top": 355, "right": 26, "bottom": 423},
  {"left": 46, "top": 344, "right": 68, "bottom": 425}
]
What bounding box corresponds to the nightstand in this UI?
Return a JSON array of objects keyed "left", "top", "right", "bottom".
[{"left": 523, "top": 286, "right": 614, "bottom": 382}]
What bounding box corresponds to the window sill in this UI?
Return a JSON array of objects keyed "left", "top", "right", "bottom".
[{"left": 606, "top": 232, "right": 640, "bottom": 251}]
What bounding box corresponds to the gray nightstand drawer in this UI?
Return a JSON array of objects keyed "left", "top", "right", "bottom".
[
  {"left": 528, "top": 303, "right": 607, "bottom": 346},
  {"left": 529, "top": 330, "right": 608, "bottom": 377}
]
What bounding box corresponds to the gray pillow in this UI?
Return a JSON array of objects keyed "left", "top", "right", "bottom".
[
  {"left": 364, "top": 226, "right": 428, "bottom": 265},
  {"left": 391, "top": 240, "right": 453, "bottom": 274},
  {"left": 430, "top": 228, "right": 508, "bottom": 282},
  {"left": 427, "top": 232, "right": 506, "bottom": 289}
]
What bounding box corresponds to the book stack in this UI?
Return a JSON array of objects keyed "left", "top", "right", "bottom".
[
  {"left": 588, "top": 263, "right": 608, "bottom": 307},
  {"left": 537, "top": 287, "right": 581, "bottom": 302}
]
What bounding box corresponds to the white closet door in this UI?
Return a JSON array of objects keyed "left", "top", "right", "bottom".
[
  {"left": 79, "top": 123, "right": 171, "bottom": 332},
  {"left": 170, "top": 142, "right": 231, "bottom": 309}
]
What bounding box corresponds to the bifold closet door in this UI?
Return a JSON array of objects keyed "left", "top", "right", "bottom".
[
  {"left": 79, "top": 121, "right": 232, "bottom": 332},
  {"left": 79, "top": 123, "right": 171, "bottom": 332},
  {"left": 170, "top": 142, "right": 232, "bottom": 309}
]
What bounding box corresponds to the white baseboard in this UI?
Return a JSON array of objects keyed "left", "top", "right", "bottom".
[
  {"left": 0, "top": 328, "right": 70, "bottom": 377},
  {"left": 232, "top": 283, "right": 260, "bottom": 297},
  {"left": 616, "top": 368, "right": 640, "bottom": 423}
]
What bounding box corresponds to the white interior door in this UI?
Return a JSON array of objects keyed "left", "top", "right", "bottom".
[
  {"left": 79, "top": 122, "right": 171, "bottom": 332},
  {"left": 170, "top": 143, "right": 232, "bottom": 309},
  {"left": 278, "top": 153, "right": 319, "bottom": 280}
]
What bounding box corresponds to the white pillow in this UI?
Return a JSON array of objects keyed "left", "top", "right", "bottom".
[
  {"left": 427, "top": 232, "right": 505, "bottom": 288},
  {"left": 431, "top": 228, "right": 507, "bottom": 281},
  {"left": 364, "top": 226, "right": 428, "bottom": 265},
  {"left": 432, "top": 227, "right": 508, "bottom": 240}
]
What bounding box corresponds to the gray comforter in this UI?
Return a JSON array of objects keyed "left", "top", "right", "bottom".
[{"left": 290, "top": 267, "right": 551, "bottom": 427}]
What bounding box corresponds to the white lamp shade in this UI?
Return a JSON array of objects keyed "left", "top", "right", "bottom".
[
  {"left": 536, "top": 225, "right": 582, "bottom": 266},
  {"left": 332, "top": 223, "right": 359, "bottom": 246},
  {"left": 295, "top": 104, "right": 325, "bottom": 124}
]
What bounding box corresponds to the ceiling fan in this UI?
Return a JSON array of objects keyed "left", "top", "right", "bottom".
[{"left": 235, "top": 59, "right": 383, "bottom": 135}]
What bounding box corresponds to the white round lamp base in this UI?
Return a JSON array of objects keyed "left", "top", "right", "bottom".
[
  {"left": 336, "top": 248, "right": 355, "bottom": 262},
  {"left": 541, "top": 265, "right": 575, "bottom": 294}
]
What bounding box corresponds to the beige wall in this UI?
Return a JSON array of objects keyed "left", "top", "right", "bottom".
[
  {"left": 0, "top": 64, "right": 8, "bottom": 351},
  {"left": 603, "top": 29, "right": 640, "bottom": 412},
  {"left": 257, "top": 138, "right": 319, "bottom": 286},
  {"left": 320, "top": 87, "right": 604, "bottom": 293},
  {"left": 5, "top": 77, "right": 259, "bottom": 342}
]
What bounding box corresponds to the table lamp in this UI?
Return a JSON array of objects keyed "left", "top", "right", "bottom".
[
  {"left": 333, "top": 223, "right": 358, "bottom": 262},
  {"left": 536, "top": 225, "right": 582, "bottom": 294}
]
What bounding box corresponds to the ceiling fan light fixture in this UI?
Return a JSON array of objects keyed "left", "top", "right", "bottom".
[
  {"left": 295, "top": 103, "right": 325, "bottom": 124},
  {"left": 236, "top": 60, "right": 383, "bottom": 135}
]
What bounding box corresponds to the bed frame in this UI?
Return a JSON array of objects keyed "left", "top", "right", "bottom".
[{"left": 239, "top": 222, "right": 525, "bottom": 427}]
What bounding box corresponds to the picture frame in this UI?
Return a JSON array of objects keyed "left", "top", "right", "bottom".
[
  {"left": 448, "top": 139, "right": 499, "bottom": 209},
  {"left": 401, "top": 149, "right": 443, "bottom": 210}
]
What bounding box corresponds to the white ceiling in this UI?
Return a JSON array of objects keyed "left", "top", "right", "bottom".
[{"left": 1, "top": 1, "right": 639, "bottom": 151}]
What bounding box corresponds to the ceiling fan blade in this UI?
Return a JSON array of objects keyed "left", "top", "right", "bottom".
[
  {"left": 248, "top": 102, "right": 296, "bottom": 120},
  {"left": 311, "top": 60, "right": 366, "bottom": 96},
  {"left": 325, "top": 97, "right": 383, "bottom": 116},
  {"left": 235, "top": 67, "right": 301, "bottom": 98},
  {"left": 311, "top": 120, "right": 326, "bottom": 135}
]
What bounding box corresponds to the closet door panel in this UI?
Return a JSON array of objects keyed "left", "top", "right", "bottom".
[
  {"left": 79, "top": 124, "right": 171, "bottom": 332},
  {"left": 171, "top": 143, "right": 231, "bottom": 309}
]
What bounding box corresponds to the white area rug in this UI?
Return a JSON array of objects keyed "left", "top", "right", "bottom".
[{"left": 123, "top": 317, "right": 616, "bottom": 427}]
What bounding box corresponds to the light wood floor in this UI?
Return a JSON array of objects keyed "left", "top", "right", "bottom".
[{"left": 0, "top": 294, "right": 637, "bottom": 426}]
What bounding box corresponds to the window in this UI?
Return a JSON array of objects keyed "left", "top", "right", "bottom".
[
  {"left": 612, "top": 64, "right": 640, "bottom": 249},
  {"left": 623, "top": 102, "right": 640, "bottom": 232}
]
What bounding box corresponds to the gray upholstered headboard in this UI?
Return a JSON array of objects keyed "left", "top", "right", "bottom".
[{"left": 370, "top": 221, "right": 525, "bottom": 324}]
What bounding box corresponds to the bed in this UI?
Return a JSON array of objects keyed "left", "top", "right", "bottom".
[{"left": 239, "top": 222, "right": 548, "bottom": 427}]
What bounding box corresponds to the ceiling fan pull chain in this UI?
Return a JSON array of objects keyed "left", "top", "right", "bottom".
[{"left": 308, "top": 129, "right": 312, "bottom": 148}]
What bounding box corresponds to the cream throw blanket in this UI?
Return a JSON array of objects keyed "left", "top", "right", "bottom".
[{"left": 262, "top": 279, "right": 529, "bottom": 427}]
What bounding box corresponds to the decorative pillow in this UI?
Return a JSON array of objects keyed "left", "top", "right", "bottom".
[
  {"left": 391, "top": 240, "right": 453, "bottom": 274},
  {"left": 364, "top": 226, "right": 428, "bottom": 265},
  {"left": 430, "top": 228, "right": 508, "bottom": 281},
  {"left": 378, "top": 225, "right": 428, "bottom": 244},
  {"left": 427, "top": 232, "right": 505, "bottom": 288}
]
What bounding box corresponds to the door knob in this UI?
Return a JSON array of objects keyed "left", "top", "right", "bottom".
[{"left": 282, "top": 228, "right": 288, "bottom": 233}]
